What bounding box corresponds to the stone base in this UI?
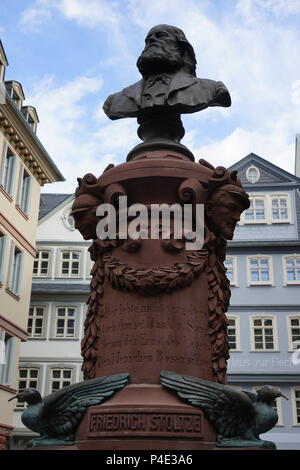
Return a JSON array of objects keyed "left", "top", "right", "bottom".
[{"left": 29, "top": 385, "right": 216, "bottom": 450}]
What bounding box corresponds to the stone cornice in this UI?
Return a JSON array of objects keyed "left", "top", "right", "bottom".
[
  {"left": 0, "top": 211, "right": 37, "bottom": 257},
  {"left": 0, "top": 95, "right": 64, "bottom": 185},
  {"left": 0, "top": 314, "right": 28, "bottom": 341}
]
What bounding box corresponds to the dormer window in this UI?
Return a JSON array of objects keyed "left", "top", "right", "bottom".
[
  {"left": 5, "top": 81, "right": 25, "bottom": 110},
  {"left": 11, "top": 89, "right": 21, "bottom": 109},
  {"left": 21, "top": 106, "right": 39, "bottom": 133}
]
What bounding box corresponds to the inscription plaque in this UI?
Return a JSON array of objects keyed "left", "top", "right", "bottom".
[{"left": 88, "top": 409, "right": 203, "bottom": 439}]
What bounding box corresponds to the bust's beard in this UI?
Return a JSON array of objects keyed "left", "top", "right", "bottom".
[{"left": 137, "top": 45, "right": 183, "bottom": 77}]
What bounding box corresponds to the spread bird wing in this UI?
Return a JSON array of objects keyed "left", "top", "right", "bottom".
[
  {"left": 160, "top": 371, "right": 255, "bottom": 438},
  {"left": 42, "top": 373, "right": 129, "bottom": 438}
]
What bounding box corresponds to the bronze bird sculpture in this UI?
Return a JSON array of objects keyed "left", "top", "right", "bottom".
[
  {"left": 9, "top": 373, "right": 129, "bottom": 446},
  {"left": 160, "top": 371, "right": 288, "bottom": 449}
]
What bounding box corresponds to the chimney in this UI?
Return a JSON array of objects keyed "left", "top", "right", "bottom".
[{"left": 295, "top": 135, "right": 300, "bottom": 177}]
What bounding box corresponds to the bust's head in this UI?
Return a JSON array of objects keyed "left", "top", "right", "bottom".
[
  {"left": 206, "top": 184, "right": 250, "bottom": 240},
  {"left": 137, "top": 24, "right": 196, "bottom": 77}
]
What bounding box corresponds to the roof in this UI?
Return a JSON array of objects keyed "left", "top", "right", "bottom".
[
  {"left": 0, "top": 40, "right": 8, "bottom": 67},
  {"left": 1, "top": 91, "right": 65, "bottom": 183},
  {"left": 229, "top": 153, "right": 300, "bottom": 189},
  {"left": 39, "top": 193, "right": 72, "bottom": 219}
]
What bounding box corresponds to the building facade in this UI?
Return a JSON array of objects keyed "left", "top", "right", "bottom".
[
  {"left": 0, "top": 40, "right": 63, "bottom": 449},
  {"left": 226, "top": 153, "right": 300, "bottom": 450},
  {"left": 12, "top": 153, "right": 300, "bottom": 449}
]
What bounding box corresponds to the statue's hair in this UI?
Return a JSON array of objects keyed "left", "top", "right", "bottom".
[
  {"left": 209, "top": 184, "right": 250, "bottom": 210},
  {"left": 146, "top": 24, "right": 197, "bottom": 76}
]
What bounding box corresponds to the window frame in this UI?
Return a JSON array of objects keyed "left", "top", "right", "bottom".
[
  {"left": 243, "top": 194, "right": 267, "bottom": 224},
  {"left": 287, "top": 315, "right": 300, "bottom": 351},
  {"left": 7, "top": 243, "right": 24, "bottom": 296},
  {"left": 27, "top": 306, "right": 46, "bottom": 339},
  {"left": 282, "top": 254, "right": 300, "bottom": 285},
  {"left": 45, "top": 364, "right": 77, "bottom": 395},
  {"left": 250, "top": 315, "right": 279, "bottom": 352},
  {"left": 56, "top": 249, "right": 82, "bottom": 278},
  {"left": 49, "top": 302, "right": 82, "bottom": 341},
  {"left": 247, "top": 255, "right": 274, "bottom": 286},
  {"left": 0, "top": 232, "right": 8, "bottom": 284},
  {"left": 0, "top": 142, "right": 17, "bottom": 198},
  {"left": 224, "top": 256, "right": 238, "bottom": 286},
  {"left": 226, "top": 315, "right": 241, "bottom": 352},
  {"left": 33, "top": 250, "right": 51, "bottom": 278},
  {"left": 0, "top": 330, "right": 17, "bottom": 387},
  {"left": 291, "top": 387, "right": 300, "bottom": 426},
  {"left": 239, "top": 193, "right": 291, "bottom": 225},
  {"left": 16, "top": 366, "right": 41, "bottom": 409},
  {"left": 270, "top": 193, "right": 291, "bottom": 224},
  {"left": 17, "top": 165, "right": 32, "bottom": 215}
]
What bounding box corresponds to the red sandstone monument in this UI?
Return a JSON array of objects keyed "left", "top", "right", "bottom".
[{"left": 14, "top": 25, "right": 285, "bottom": 451}]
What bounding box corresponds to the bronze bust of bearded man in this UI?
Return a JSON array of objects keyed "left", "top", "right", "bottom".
[{"left": 103, "top": 24, "right": 231, "bottom": 121}]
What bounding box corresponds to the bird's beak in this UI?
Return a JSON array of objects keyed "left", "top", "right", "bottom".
[
  {"left": 8, "top": 392, "right": 23, "bottom": 402},
  {"left": 280, "top": 393, "right": 289, "bottom": 400},
  {"left": 276, "top": 392, "right": 289, "bottom": 400},
  {"left": 8, "top": 395, "right": 18, "bottom": 402}
]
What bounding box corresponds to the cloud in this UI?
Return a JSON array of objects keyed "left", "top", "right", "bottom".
[
  {"left": 19, "top": 4, "right": 52, "bottom": 30},
  {"left": 26, "top": 74, "right": 140, "bottom": 193},
  {"left": 236, "top": 0, "right": 300, "bottom": 24}
]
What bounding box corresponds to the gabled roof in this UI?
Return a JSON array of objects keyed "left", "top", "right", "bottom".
[
  {"left": 229, "top": 153, "right": 300, "bottom": 189},
  {"left": 39, "top": 193, "right": 72, "bottom": 220}
]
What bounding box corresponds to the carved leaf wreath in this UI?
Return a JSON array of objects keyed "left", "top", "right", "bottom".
[{"left": 103, "top": 250, "right": 208, "bottom": 296}]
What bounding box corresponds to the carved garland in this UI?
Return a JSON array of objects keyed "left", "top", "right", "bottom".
[
  {"left": 207, "top": 250, "right": 231, "bottom": 384},
  {"left": 81, "top": 245, "right": 104, "bottom": 380},
  {"left": 103, "top": 250, "right": 208, "bottom": 296}
]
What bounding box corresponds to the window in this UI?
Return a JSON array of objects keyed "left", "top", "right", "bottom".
[
  {"left": 27, "top": 306, "right": 45, "bottom": 338},
  {"left": 244, "top": 197, "right": 265, "bottom": 222},
  {"left": 292, "top": 388, "right": 300, "bottom": 425},
  {"left": 251, "top": 316, "right": 278, "bottom": 351},
  {"left": 0, "top": 232, "right": 7, "bottom": 282},
  {"left": 54, "top": 307, "right": 76, "bottom": 338},
  {"left": 283, "top": 255, "right": 300, "bottom": 284},
  {"left": 227, "top": 316, "right": 240, "bottom": 351},
  {"left": 62, "top": 207, "right": 75, "bottom": 231},
  {"left": 50, "top": 369, "right": 72, "bottom": 393},
  {"left": 271, "top": 196, "right": 288, "bottom": 221},
  {"left": 18, "top": 167, "right": 31, "bottom": 214},
  {"left": 0, "top": 331, "right": 16, "bottom": 387},
  {"left": 59, "top": 251, "right": 80, "bottom": 277},
  {"left": 0, "top": 143, "right": 16, "bottom": 197},
  {"left": 224, "top": 256, "right": 238, "bottom": 286},
  {"left": 252, "top": 386, "right": 283, "bottom": 426},
  {"left": 287, "top": 316, "right": 300, "bottom": 350},
  {"left": 7, "top": 245, "right": 23, "bottom": 296},
  {"left": 241, "top": 194, "right": 290, "bottom": 225},
  {"left": 33, "top": 250, "right": 50, "bottom": 277},
  {"left": 246, "top": 166, "right": 260, "bottom": 184},
  {"left": 248, "top": 256, "right": 273, "bottom": 285},
  {"left": 16, "top": 368, "right": 39, "bottom": 408},
  {"left": 11, "top": 89, "right": 21, "bottom": 109}
]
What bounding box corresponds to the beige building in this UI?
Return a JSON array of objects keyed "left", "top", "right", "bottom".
[{"left": 0, "top": 40, "right": 64, "bottom": 449}]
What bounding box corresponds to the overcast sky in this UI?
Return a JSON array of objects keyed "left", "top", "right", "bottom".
[{"left": 1, "top": 0, "right": 300, "bottom": 193}]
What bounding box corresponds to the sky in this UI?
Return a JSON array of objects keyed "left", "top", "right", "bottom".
[{"left": 0, "top": 0, "right": 300, "bottom": 193}]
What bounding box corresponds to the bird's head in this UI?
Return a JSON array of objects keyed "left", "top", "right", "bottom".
[
  {"left": 257, "top": 385, "right": 288, "bottom": 404},
  {"left": 8, "top": 388, "right": 42, "bottom": 405}
]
